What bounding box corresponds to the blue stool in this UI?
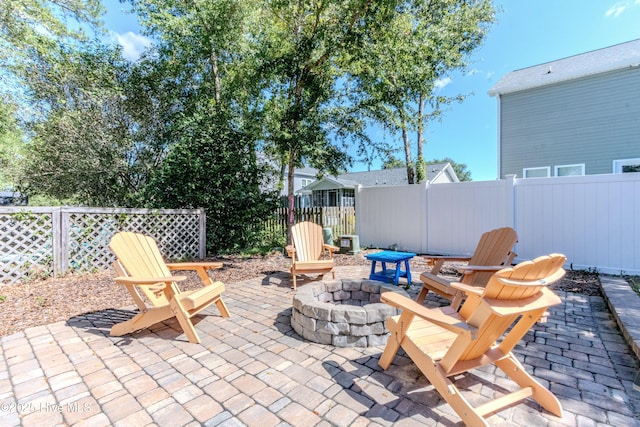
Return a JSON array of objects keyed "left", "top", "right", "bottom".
[{"left": 365, "top": 251, "right": 416, "bottom": 286}]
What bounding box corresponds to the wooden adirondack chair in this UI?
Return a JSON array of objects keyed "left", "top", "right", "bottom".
[
  {"left": 379, "top": 254, "right": 566, "bottom": 426},
  {"left": 417, "top": 227, "right": 518, "bottom": 310},
  {"left": 109, "top": 231, "right": 230, "bottom": 344},
  {"left": 286, "top": 221, "right": 339, "bottom": 290}
]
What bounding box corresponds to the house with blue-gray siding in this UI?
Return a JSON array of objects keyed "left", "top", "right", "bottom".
[{"left": 489, "top": 39, "right": 640, "bottom": 179}]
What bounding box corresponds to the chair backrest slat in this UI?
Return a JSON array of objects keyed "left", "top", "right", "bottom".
[
  {"left": 465, "top": 227, "right": 518, "bottom": 287},
  {"left": 291, "top": 222, "right": 324, "bottom": 261},
  {"left": 110, "top": 232, "right": 173, "bottom": 306}
]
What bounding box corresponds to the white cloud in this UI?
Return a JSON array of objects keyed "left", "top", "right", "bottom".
[
  {"left": 604, "top": 0, "right": 640, "bottom": 18},
  {"left": 605, "top": 4, "right": 626, "bottom": 17},
  {"left": 605, "top": 0, "right": 640, "bottom": 17},
  {"left": 113, "top": 31, "right": 152, "bottom": 61},
  {"left": 435, "top": 77, "right": 452, "bottom": 90}
]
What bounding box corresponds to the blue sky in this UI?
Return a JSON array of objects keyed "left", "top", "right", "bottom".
[{"left": 102, "top": 0, "right": 640, "bottom": 181}]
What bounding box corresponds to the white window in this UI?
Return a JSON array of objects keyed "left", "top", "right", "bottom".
[
  {"left": 523, "top": 167, "right": 550, "bottom": 178},
  {"left": 555, "top": 164, "right": 585, "bottom": 176},
  {"left": 613, "top": 158, "right": 640, "bottom": 173},
  {"left": 301, "top": 178, "right": 313, "bottom": 187},
  {"left": 341, "top": 196, "right": 355, "bottom": 207}
]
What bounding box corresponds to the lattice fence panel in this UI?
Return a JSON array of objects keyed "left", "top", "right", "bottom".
[
  {"left": 67, "top": 211, "right": 202, "bottom": 273},
  {"left": 0, "top": 211, "right": 54, "bottom": 283},
  {"left": 1, "top": 207, "right": 204, "bottom": 285}
]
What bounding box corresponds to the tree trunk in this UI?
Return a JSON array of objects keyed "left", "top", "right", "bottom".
[
  {"left": 416, "top": 93, "right": 426, "bottom": 183},
  {"left": 401, "top": 119, "right": 415, "bottom": 184},
  {"left": 277, "top": 154, "right": 287, "bottom": 194},
  {"left": 286, "top": 151, "right": 296, "bottom": 245}
]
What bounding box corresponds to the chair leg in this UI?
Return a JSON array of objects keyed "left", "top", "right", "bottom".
[
  {"left": 110, "top": 306, "right": 173, "bottom": 337},
  {"left": 450, "top": 291, "right": 464, "bottom": 311},
  {"left": 436, "top": 380, "right": 490, "bottom": 427},
  {"left": 402, "top": 339, "right": 491, "bottom": 427},
  {"left": 416, "top": 286, "right": 429, "bottom": 304},
  {"left": 378, "top": 315, "right": 407, "bottom": 369},
  {"left": 215, "top": 297, "right": 231, "bottom": 318},
  {"left": 378, "top": 336, "right": 401, "bottom": 370},
  {"left": 495, "top": 356, "right": 563, "bottom": 417},
  {"left": 170, "top": 300, "right": 201, "bottom": 344}
]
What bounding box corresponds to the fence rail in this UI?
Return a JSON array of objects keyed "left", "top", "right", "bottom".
[{"left": 1, "top": 207, "right": 205, "bottom": 285}]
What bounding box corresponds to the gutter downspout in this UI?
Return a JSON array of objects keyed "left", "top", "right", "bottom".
[{"left": 496, "top": 94, "right": 502, "bottom": 179}]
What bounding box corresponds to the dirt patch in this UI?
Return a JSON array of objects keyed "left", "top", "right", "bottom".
[{"left": 0, "top": 250, "right": 600, "bottom": 337}]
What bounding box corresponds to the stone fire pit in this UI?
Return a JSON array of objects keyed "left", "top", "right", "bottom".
[{"left": 291, "top": 278, "right": 410, "bottom": 347}]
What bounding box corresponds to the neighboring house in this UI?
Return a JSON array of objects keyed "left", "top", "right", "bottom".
[
  {"left": 299, "top": 163, "right": 459, "bottom": 207},
  {"left": 281, "top": 167, "right": 319, "bottom": 207},
  {"left": 488, "top": 38, "right": 640, "bottom": 179},
  {"left": 257, "top": 152, "right": 319, "bottom": 206}
]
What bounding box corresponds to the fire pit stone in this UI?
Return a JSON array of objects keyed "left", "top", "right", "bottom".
[{"left": 291, "top": 278, "right": 410, "bottom": 347}]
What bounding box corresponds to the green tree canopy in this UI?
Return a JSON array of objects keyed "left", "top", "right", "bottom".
[
  {"left": 1, "top": 0, "right": 494, "bottom": 254},
  {"left": 348, "top": 0, "right": 495, "bottom": 183},
  {"left": 0, "top": 0, "right": 104, "bottom": 118},
  {"left": 143, "top": 105, "right": 277, "bottom": 253},
  {"left": 382, "top": 156, "right": 405, "bottom": 170},
  {"left": 19, "top": 43, "right": 137, "bottom": 205},
  {"left": 383, "top": 155, "right": 473, "bottom": 181},
  {"left": 0, "top": 99, "right": 24, "bottom": 190},
  {"left": 428, "top": 157, "right": 472, "bottom": 181},
  {"left": 257, "top": 0, "right": 378, "bottom": 195},
  {"left": 119, "top": 0, "right": 280, "bottom": 251}
]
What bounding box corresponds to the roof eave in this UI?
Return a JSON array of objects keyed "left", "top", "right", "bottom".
[{"left": 489, "top": 61, "right": 640, "bottom": 97}]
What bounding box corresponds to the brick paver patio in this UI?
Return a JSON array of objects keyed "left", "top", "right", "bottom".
[{"left": 1, "top": 265, "right": 639, "bottom": 426}]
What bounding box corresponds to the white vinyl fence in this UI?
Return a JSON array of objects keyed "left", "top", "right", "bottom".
[
  {"left": 0, "top": 207, "right": 205, "bottom": 285},
  {"left": 355, "top": 173, "right": 640, "bottom": 275}
]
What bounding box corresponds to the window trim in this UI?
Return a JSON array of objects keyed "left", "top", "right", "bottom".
[
  {"left": 613, "top": 158, "right": 640, "bottom": 173},
  {"left": 523, "top": 166, "right": 551, "bottom": 178},
  {"left": 554, "top": 163, "right": 585, "bottom": 177}
]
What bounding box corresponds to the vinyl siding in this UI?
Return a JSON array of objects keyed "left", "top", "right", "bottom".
[{"left": 499, "top": 66, "right": 640, "bottom": 178}]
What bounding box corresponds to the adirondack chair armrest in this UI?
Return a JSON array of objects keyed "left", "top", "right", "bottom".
[
  {"left": 450, "top": 282, "right": 484, "bottom": 296},
  {"left": 381, "top": 292, "right": 477, "bottom": 338},
  {"left": 422, "top": 254, "right": 472, "bottom": 274},
  {"left": 285, "top": 245, "right": 296, "bottom": 257},
  {"left": 422, "top": 254, "right": 472, "bottom": 263},
  {"left": 496, "top": 268, "right": 565, "bottom": 288},
  {"left": 323, "top": 244, "right": 339, "bottom": 253},
  {"left": 456, "top": 264, "right": 507, "bottom": 275},
  {"left": 114, "top": 275, "right": 187, "bottom": 285},
  {"left": 166, "top": 262, "right": 223, "bottom": 271}
]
